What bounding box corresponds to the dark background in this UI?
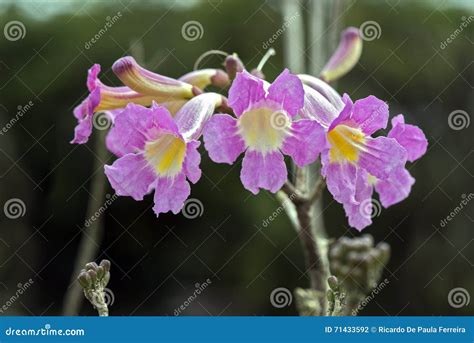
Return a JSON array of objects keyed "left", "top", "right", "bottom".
[{"left": 0, "top": 0, "right": 472, "bottom": 316}]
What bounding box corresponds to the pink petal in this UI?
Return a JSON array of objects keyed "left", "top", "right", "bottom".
[
  {"left": 71, "top": 116, "right": 93, "bottom": 145},
  {"left": 321, "top": 150, "right": 357, "bottom": 205},
  {"left": 70, "top": 88, "right": 101, "bottom": 144},
  {"left": 267, "top": 69, "right": 304, "bottom": 117},
  {"left": 240, "top": 150, "right": 287, "bottom": 194},
  {"left": 299, "top": 74, "right": 344, "bottom": 110},
  {"left": 203, "top": 114, "right": 245, "bottom": 164},
  {"left": 174, "top": 93, "right": 221, "bottom": 141},
  {"left": 375, "top": 167, "right": 415, "bottom": 208},
  {"left": 342, "top": 169, "right": 374, "bottom": 231},
  {"left": 228, "top": 70, "right": 266, "bottom": 116},
  {"left": 104, "top": 153, "right": 156, "bottom": 201},
  {"left": 183, "top": 140, "right": 202, "bottom": 184},
  {"left": 388, "top": 114, "right": 428, "bottom": 162},
  {"left": 153, "top": 173, "right": 191, "bottom": 216},
  {"left": 358, "top": 136, "right": 407, "bottom": 180},
  {"left": 107, "top": 103, "right": 178, "bottom": 155},
  {"left": 281, "top": 119, "right": 327, "bottom": 167},
  {"left": 351, "top": 95, "right": 389, "bottom": 135},
  {"left": 87, "top": 64, "right": 101, "bottom": 92},
  {"left": 300, "top": 85, "right": 339, "bottom": 128},
  {"left": 327, "top": 94, "right": 353, "bottom": 131}
]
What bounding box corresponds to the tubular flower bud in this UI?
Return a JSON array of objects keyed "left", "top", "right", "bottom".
[
  {"left": 224, "top": 53, "right": 245, "bottom": 80},
  {"left": 320, "top": 27, "right": 362, "bottom": 83},
  {"left": 112, "top": 56, "right": 195, "bottom": 98},
  {"left": 179, "top": 69, "right": 230, "bottom": 90}
]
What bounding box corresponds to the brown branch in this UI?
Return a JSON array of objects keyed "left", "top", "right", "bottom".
[{"left": 280, "top": 175, "right": 329, "bottom": 314}]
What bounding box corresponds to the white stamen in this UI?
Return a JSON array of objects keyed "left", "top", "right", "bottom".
[{"left": 256, "top": 48, "right": 276, "bottom": 71}]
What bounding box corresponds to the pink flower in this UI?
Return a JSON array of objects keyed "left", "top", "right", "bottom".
[
  {"left": 302, "top": 82, "right": 428, "bottom": 230},
  {"left": 202, "top": 69, "right": 326, "bottom": 194},
  {"left": 104, "top": 93, "right": 221, "bottom": 216}
]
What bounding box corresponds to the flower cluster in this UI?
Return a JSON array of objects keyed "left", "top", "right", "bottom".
[{"left": 71, "top": 27, "right": 427, "bottom": 231}]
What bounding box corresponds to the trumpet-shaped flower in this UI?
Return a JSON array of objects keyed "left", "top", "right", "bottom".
[
  {"left": 318, "top": 94, "right": 426, "bottom": 230},
  {"left": 104, "top": 93, "right": 222, "bottom": 216},
  {"left": 72, "top": 64, "right": 158, "bottom": 144},
  {"left": 71, "top": 60, "right": 198, "bottom": 145},
  {"left": 203, "top": 69, "right": 326, "bottom": 194}
]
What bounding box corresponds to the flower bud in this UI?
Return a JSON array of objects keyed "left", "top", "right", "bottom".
[
  {"left": 85, "top": 262, "right": 99, "bottom": 271},
  {"left": 96, "top": 266, "right": 105, "bottom": 280},
  {"left": 100, "top": 259, "right": 111, "bottom": 273},
  {"left": 327, "top": 276, "right": 339, "bottom": 291},
  {"left": 179, "top": 69, "right": 230, "bottom": 90},
  {"left": 87, "top": 269, "right": 97, "bottom": 281},
  {"left": 113, "top": 56, "right": 194, "bottom": 98},
  {"left": 78, "top": 272, "right": 92, "bottom": 289},
  {"left": 320, "top": 27, "right": 362, "bottom": 83},
  {"left": 224, "top": 53, "right": 244, "bottom": 80}
]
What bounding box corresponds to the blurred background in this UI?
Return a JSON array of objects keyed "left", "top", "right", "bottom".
[{"left": 0, "top": 0, "right": 472, "bottom": 316}]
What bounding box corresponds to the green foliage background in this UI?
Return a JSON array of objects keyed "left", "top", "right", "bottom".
[{"left": 0, "top": 0, "right": 472, "bottom": 315}]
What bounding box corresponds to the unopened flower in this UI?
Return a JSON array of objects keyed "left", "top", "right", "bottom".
[
  {"left": 203, "top": 69, "right": 326, "bottom": 194},
  {"left": 112, "top": 56, "right": 200, "bottom": 99},
  {"left": 104, "top": 93, "right": 222, "bottom": 216},
  {"left": 179, "top": 69, "right": 229, "bottom": 90},
  {"left": 224, "top": 53, "right": 245, "bottom": 80},
  {"left": 320, "top": 27, "right": 363, "bottom": 83}
]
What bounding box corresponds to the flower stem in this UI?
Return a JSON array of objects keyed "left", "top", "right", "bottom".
[
  {"left": 256, "top": 48, "right": 276, "bottom": 72},
  {"left": 62, "top": 129, "right": 109, "bottom": 315},
  {"left": 280, "top": 169, "right": 330, "bottom": 315}
]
